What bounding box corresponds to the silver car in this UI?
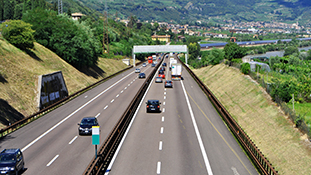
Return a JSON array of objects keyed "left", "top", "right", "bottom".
[
  {"left": 155, "top": 77, "right": 163, "bottom": 83},
  {"left": 135, "top": 68, "right": 140, "bottom": 73}
]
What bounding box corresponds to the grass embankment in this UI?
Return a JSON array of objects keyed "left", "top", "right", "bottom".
[
  {"left": 193, "top": 64, "right": 311, "bottom": 175},
  {"left": 0, "top": 39, "right": 130, "bottom": 129}
]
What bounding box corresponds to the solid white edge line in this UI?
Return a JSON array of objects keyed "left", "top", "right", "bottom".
[
  {"left": 21, "top": 70, "right": 135, "bottom": 152},
  {"left": 159, "top": 141, "right": 163, "bottom": 150},
  {"left": 46, "top": 155, "right": 59, "bottom": 166},
  {"left": 69, "top": 136, "right": 78, "bottom": 145},
  {"left": 157, "top": 161, "right": 161, "bottom": 174},
  {"left": 104, "top": 65, "right": 159, "bottom": 175},
  {"left": 180, "top": 80, "right": 214, "bottom": 175}
]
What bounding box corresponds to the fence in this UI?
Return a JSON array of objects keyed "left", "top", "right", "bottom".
[{"left": 248, "top": 71, "right": 310, "bottom": 138}]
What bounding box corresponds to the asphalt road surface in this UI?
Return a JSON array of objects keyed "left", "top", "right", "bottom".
[
  {"left": 0, "top": 62, "right": 156, "bottom": 175},
  {"left": 106, "top": 57, "right": 258, "bottom": 175}
]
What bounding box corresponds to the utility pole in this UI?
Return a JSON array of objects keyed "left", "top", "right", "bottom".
[
  {"left": 58, "top": 0, "right": 63, "bottom": 15},
  {"left": 103, "top": 0, "right": 109, "bottom": 54}
]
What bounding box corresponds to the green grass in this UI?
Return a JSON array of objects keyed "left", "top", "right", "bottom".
[{"left": 288, "top": 102, "right": 311, "bottom": 126}]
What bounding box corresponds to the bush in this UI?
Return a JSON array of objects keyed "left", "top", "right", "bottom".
[
  {"left": 0, "top": 20, "right": 35, "bottom": 50},
  {"left": 241, "top": 63, "right": 250, "bottom": 74}
]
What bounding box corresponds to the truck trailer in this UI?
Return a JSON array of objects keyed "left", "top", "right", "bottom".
[{"left": 171, "top": 63, "right": 182, "bottom": 80}]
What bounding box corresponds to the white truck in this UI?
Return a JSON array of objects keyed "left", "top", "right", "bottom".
[
  {"left": 171, "top": 63, "right": 182, "bottom": 80},
  {"left": 152, "top": 55, "right": 156, "bottom": 60},
  {"left": 169, "top": 58, "right": 177, "bottom": 71}
]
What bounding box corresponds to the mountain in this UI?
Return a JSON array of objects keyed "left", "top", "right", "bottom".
[{"left": 65, "top": 0, "right": 311, "bottom": 26}]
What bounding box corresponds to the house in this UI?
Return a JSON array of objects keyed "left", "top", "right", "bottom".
[
  {"left": 151, "top": 35, "right": 171, "bottom": 43},
  {"left": 71, "top": 13, "right": 84, "bottom": 20}
]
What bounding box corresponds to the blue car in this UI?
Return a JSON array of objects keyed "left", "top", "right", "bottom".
[{"left": 0, "top": 148, "right": 25, "bottom": 175}]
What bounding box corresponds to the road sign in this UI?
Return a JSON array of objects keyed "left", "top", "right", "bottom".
[{"left": 92, "top": 126, "right": 100, "bottom": 145}]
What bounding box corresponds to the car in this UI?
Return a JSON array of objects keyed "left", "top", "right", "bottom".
[
  {"left": 146, "top": 100, "right": 161, "bottom": 113},
  {"left": 138, "top": 73, "right": 146, "bottom": 78},
  {"left": 78, "top": 117, "right": 99, "bottom": 135},
  {"left": 153, "top": 61, "right": 158, "bottom": 64},
  {"left": 135, "top": 68, "right": 140, "bottom": 73},
  {"left": 155, "top": 77, "right": 163, "bottom": 83},
  {"left": 151, "top": 63, "right": 155, "bottom": 67},
  {"left": 158, "top": 70, "right": 165, "bottom": 79},
  {"left": 0, "top": 148, "right": 25, "bottom": 175},
  {"left": 142, "top": 63, "right": 147, "bottom": 67},
  {"left": 164, "top": 80, "right": 173, "bottom": 88},
  {"left": 159, "top": 67, "right": 165, "bottom": 71},
  {"left": 162, "top": 63, "right": 167, "bottom": 67}
]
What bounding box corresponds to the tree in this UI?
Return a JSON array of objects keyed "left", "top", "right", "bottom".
[
  {"left": 0, "top": 0, "right": 3, "bottom": 21},
  {"left": 0, "top": 20, "right": 35, "bottom": 50},
  {"left": 284, "top": 46, "right": 299, "bottom": 56},
  {"left": 241, "top": 63, "right": 250, "bottom": 74},
  {"left": 223, "top": 42, "right": 246, "bottom": 61},
  {"left": 188, "top": 42, "right": 200, "bottom": 60}
]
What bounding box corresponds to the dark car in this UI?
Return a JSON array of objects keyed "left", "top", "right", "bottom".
[
  {"left": 155, "top": 77, "right": 163, "bottom": 83},
  {"left": 138, "top": 73, "right": 146, "bottom": 78},
  {"left": 0, "top": 148, "right": 25, "bottom": 175},
  {"left": 162, "top": 63, "right": 167, "bottom": 67},
  {"left": 78, "top": 117, "right": 99, "bottom": 135},
  {"left": 146, "top": 100, "right": 161, "bottom": 113},
  {"left": 151, "top": 63, "right": 156, "bottom": 67},
  {"left": 159, "top": 67, "right": 165, "bottom": 71},
  {"left": 164, "top": 80, "right": 173, "bottom": 88}
]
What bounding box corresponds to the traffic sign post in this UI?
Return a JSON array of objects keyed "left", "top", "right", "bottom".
[{"left": 92, "top": 126, "right": 100, "bottom": 159}]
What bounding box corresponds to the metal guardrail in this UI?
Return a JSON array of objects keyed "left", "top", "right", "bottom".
[
  {"left": 83, "top": 58, "right": 164, "bottom": 175},
  {"left": 0, "top": 63, "right": 142, "bottom": 138},
  {"left": 181, "top": 61, "right": 278, "bottom": 175}
]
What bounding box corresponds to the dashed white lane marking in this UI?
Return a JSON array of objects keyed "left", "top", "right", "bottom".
[
  {"left": 85, "top": 95, "right": 88, "bottom": 98},
  {"left": 125, "top": 87, "right": 127, "bottom": 89},
  {"left": 162, "top": 116, "right": 165, "bottom": 122},
  {"left": 165, "top": 88, "right": 166, "bottom": 91},
  {"left": 69, "top": 136, "right": 78, "bottom": 145},
  {"left": 163, "top": 102, "right": 165, "bottom": 105},
  {"left": 131, "top": 81, "right": 133, "bottom": 84},
  {"left": 159, "top": 141, "right": 163, "bottom": 150},
  {"left": 128, "top": 84, "right": 130, "bottom": 86},
  {"left": 95, "top": 113, "right": 100, "bottom": 118},
  {"left": 104, "top": 105, "right": 108, "bottom": 110},
  {"left": 160, "top": 127, "right": 164, "bottom": 134},
  {"left": 231, "top": 167, "right": 240, "bottom": 175},
  {"left": 157, "top": 162, "right": 161, "bottom": 174},
  {"left": 133, "top": 79, "right": 135, "bottom": 81},
  {"left": 164, "top": 92, "right": 166, "bottom": 95},
  {"left": 121, "top": 90, "right": 123, "bottom": 93},
  {"left": 116, "top": 94, "right": 119, "bottom": 98},
  {"left": 47, "top": 155, "right": 59, "bottom": 166},
  {"left": 164, "top": 96, "right": 166, "bottom": 99},
  {"left": 21, "top": 68, "right": 135, "bottom": 152},
  {"left": 162, "top": 108, "right": 165, "bottom": 112},
  {"left": 111, "top": 99, "right": 115, "bottom": 103}
]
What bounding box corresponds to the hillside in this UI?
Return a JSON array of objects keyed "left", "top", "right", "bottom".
[
  {"left": 0, "top": 38, "right": 129, "bottom": 129},
  {"left": 193, "top": 63, "right": 311, "bottom": 174},
  {"left": 71, "top": 0, "right": 311, "bottom": 26}
]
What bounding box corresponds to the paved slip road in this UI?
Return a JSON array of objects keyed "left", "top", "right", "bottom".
[
  {"left": 0, "top": 61, "right": 157, "bottom": 175},
  {"left": 107, "top": 57, "right": 258, "bottom": 175}
]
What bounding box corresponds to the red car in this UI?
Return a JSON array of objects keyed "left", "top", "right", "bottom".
[{"left": 158, "top": 70, "right": 165, "bottom": 79}]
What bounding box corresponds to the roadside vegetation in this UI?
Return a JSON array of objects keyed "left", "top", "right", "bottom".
[{"left": 193, "top": 63, "right": 311, "bottom": 174}]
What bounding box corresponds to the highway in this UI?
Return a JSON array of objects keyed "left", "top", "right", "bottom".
[
  {"left": 0, "top": 54, "right": 258, "bottom": 175},
  {"left": 0, "top": 61, "right": 155, "bottom": 174},
  {"left": 106, "top": 57, "right": 258, "bottom": 175}
]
